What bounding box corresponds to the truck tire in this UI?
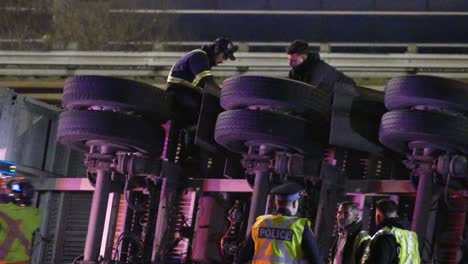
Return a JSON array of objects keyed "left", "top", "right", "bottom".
[
  {"left": 62, "top": 76, "right": 172, "bottom": 118},
  {"left": 385, "top": 75, "right": 468, "bottom": 112},
  {"left": 379, "top": 109, "right": 468, "bottom": 154},
  {"left": 215, "top": 109, "right": 325, "bottom": 154},
  {"left": 220, "top": 75, "right": 331, "bottom": 121},
  {"left": 57, "top": 110, "right": 164, "bottom": 154}
]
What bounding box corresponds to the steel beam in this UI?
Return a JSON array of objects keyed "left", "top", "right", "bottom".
[
  {"left": 411, "top": 163, "right": 437, "bottom": 258},
  {"left": 246, "top": 170, "right": 270, "bottom": 234},
  {"left": 83, "top": 170, "right": 112, "bottom": 262},
  {"left": 36, "top": 178, "right": 416, "bottom": 193},
  {"left": 346, "top": 180, "right": 415, "bottom": 193}
]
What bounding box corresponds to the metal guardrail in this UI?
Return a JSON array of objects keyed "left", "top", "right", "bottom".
[
  {"left": 113, "top": 41, "right": 468, "bottom": 54},
  {"left": 0, "top": 51, "right": 467, "bottom": 79},
  {"left": 35, "top": 177, "right": 414, "bottom": 193},
  {"left": 109, "top": 9, "right": 468, "bottom": 15},
  {"left": 2, "top": 38, "right": 468, "bottom": 49}
]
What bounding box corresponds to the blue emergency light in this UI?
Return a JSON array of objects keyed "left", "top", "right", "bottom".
[
  {"left": 11, "top": 183, "right": 21, "bottom": 192},
  {"left": 0, "top": 160, "right": 16, "bottom": 176}
]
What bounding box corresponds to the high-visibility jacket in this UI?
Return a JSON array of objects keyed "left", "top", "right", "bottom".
[
  {"left": 251, "top": 214, "right": 310, "bottom": 264},
  {"left": 362, "top": 226, "right": 420, "bottom": 264},
  {"left": 350, "top": 230, "right": 371, "bottom": 264},
  {"left": 0, "top": 203, "right": 41, "bottom": 264},
  {"left": 167, "top": 49, "right": 214, "bottom": 94},
  {"left": 329, "top": 221, "right": 371, "bottom": 264}
]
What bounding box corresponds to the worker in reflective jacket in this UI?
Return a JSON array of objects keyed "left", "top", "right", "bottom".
[
  {"left": 361, "top": 199, "right": 420, "bottom": 264},
  {"left": 166, "top": 37, "right": 237, "bottom": 125},
  {"left": 236, "top": 182, "right": 323, "bottom": 264},
  {"left": 0, "top": 177, "right": 42, "bottom": 264}
]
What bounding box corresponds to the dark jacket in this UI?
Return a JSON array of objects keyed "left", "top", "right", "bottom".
[
  {"left": 236, "top": 208, "right": 323, "bottom": 264},
  {"left": 329, "top": 220, "right": 370, "bottom": 264},
  {"left": 166, "top": 46, "right": 216, "bottom": 124},
  {"left": 288, "top": 52, "right": 356, "bottom": 96},
  {"left": 362, "top": 217, "right": 412, "bottom": 264}
]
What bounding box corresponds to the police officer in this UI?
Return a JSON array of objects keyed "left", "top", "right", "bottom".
[
  {"left": 361, "top": 199, "right": 420, "bottom": 264},
  {"left": 0, "top": 177, "right": 42, "bottom": 264},
  {"left": 167, "top": 37, "right": 237, "bottom": 125},
  {"left": 329, "top": 202, "right": 370, "bottom": 264},
  {"left": 236, "top": 182, "right": 323, "bottom": 264}
]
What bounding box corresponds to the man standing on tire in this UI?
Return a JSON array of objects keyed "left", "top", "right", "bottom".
[
  {"left": 361, "top": 199, "right": 420, "bottom": 264},
  {"left": 236, "top": 182, "right": 323, "bottom": 264},
  {"left": 167, "top": 37, "right": 237, "bottom": 125},
  {"left": 0, "top": 177, "right": 42, "bottom": 264},
  {"left": 329, "top": 202, "right": 370, "bottom": 264},
  {"left": 286, "top": 40, "right": 356, "bottom": 96}
]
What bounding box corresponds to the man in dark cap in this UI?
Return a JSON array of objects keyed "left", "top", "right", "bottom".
[
  {"left": 287, "top": 40, "right": 356, "bottom": 96},
  {"left": 236, "top": 182, "right": 323, "bottom": 263},
  {"left": 167, "top": 37, "right": 237, "bottom": 125}
]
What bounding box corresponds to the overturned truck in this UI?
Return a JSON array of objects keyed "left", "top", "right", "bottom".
[{"left": 1, "top": 74, "right": 466, "bottom": 263}]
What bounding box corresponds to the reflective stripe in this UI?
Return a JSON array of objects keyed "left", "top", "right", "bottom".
[
  {"left": 350, "top": 230, "right": 370, "bottom": 264},
  {"left": 167, "top": 76, "right": 203, "bottom": 93},
  {"left": 0, "top": 230, "right": 15, "bottom": 259},
  {"left": 192, "top": 70, "right": 213, "bottom": 86},
  {"left": 167, "top": 49, "right": 209, "bottom": 94},
  {"left": 0, "top": 211, "right": 30, "bottom": 258},
  {"left": 189, "top": 49, "right": 207, "bottom": 56},
  {"left": 254, "top": 218, "right": 274, "bottom": 257},
  {"left": 356, "top": 230, "right": 371, "bottom": 248},
  {"left": 253, "top": 217, "right": 299, "bottom": 263}
]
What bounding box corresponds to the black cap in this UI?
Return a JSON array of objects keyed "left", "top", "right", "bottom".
[
  {"left": 270, "top": 182, "right": 304, "bottom": 202},
  {"left": 213, "top": 37, "right": 237, "bottom": 60},
  {"left": 286, "top": 40, "right": 309, "bottom": 55}
]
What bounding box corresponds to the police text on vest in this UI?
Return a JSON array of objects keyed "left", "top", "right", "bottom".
[{"left": 259, "top": 227, "right": 293, "bottom": 241}]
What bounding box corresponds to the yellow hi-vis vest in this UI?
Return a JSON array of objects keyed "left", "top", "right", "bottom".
[
  {"left": 251, "top": 215, "right": 310, "bottom": 264},
  {"left": 362, "top": 226, "right": 420, "bottom": 264},
  {"left": 0, "top": 203, "right": 42, "bottom": 264}
]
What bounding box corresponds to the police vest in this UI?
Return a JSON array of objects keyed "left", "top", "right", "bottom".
[
  {"left": 362, "top": 226, "right": 420, "bottom": 264},
  {"left": 167, "top": 49, "right": 213, "bottom": 93},
  {"left": 0, "top": 203, "right": 42, "bottom": 264},
  {"left": 251, "top": 215, "right": 310, "bottom": 264}
]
